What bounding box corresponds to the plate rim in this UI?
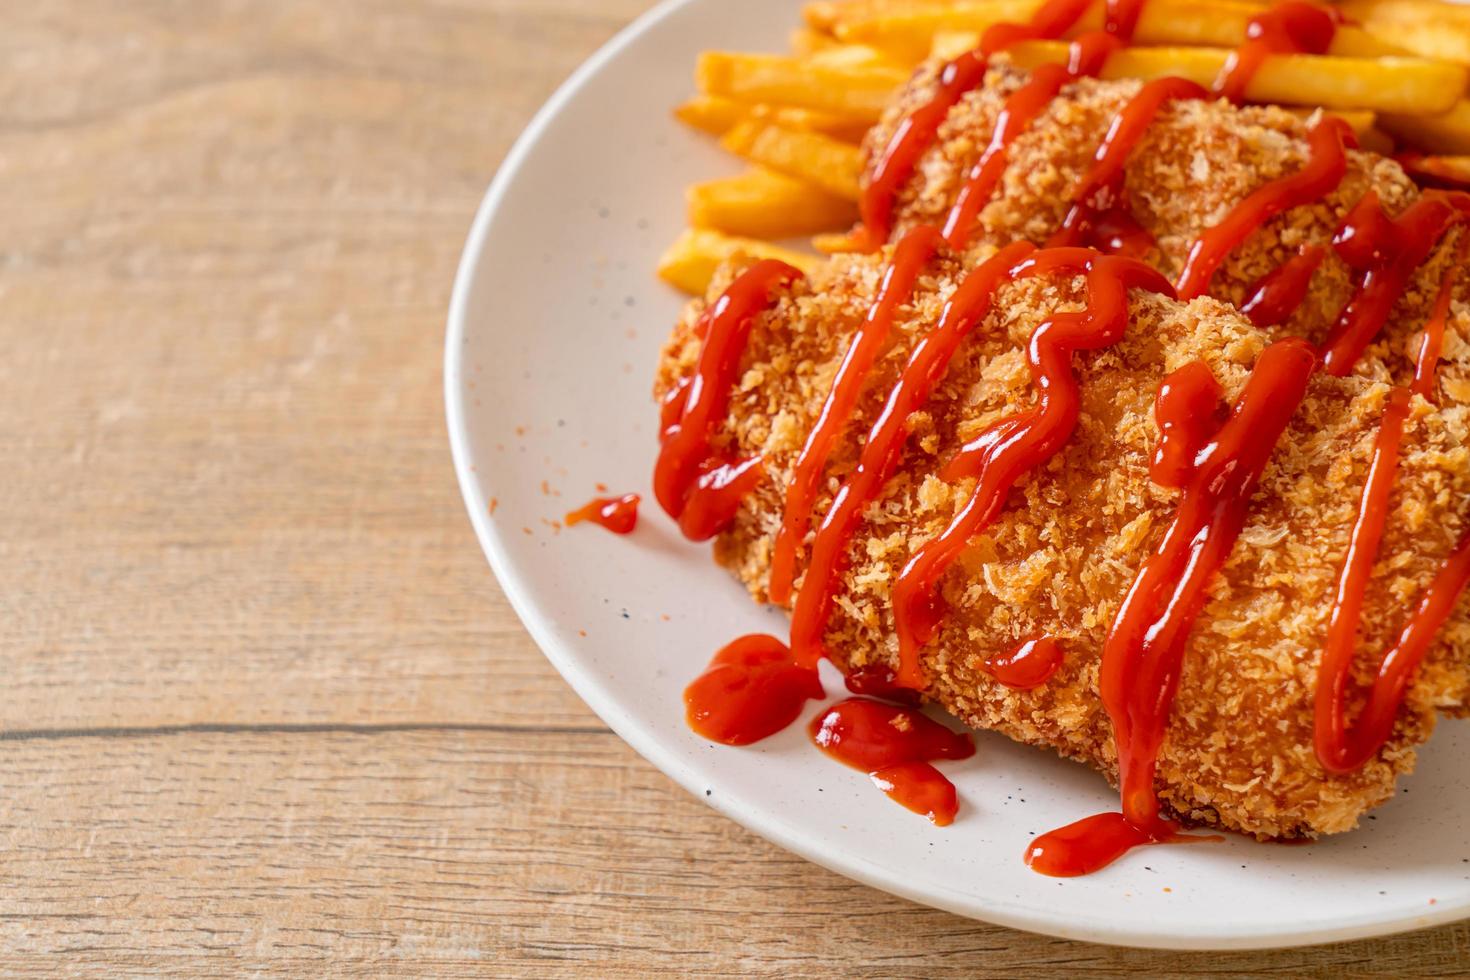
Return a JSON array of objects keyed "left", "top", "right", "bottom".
[{"left": 443, "top": 0, "right": 1470, "bottom": 950}]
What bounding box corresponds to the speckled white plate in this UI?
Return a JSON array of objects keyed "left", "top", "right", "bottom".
[{"left": 445, "top": 0, "right": 1470, "bottom": 949}]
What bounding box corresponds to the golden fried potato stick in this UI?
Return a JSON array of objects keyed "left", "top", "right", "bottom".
[
  {"left": 675, "top": 96, "right": 871, "bottom": 142},
  {"left": 696, "top": 52, "right": 908, "bottom": 122},
  {"left": 1004, "top": 42, "right": 1466, "bottom": 114},
  {"left": 721, "top": 121, "right": 865, "bottom": 200},
  {"left": 1340, "top": 0, "right": 1470, "bottom": 65},
  {"left": 687, "top": 168, "right": 858, "bottom": 239},
  {"left": 657, "top": 229, "right": 821, "bottom": 295},
  {"left": 837, "top": 0, "right": 1390, "bottom": 64},
  {"left": 1381, "top": 99, "right": 1470, "bottom": 155}
]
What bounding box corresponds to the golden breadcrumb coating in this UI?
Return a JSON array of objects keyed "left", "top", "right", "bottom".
[
  {"left": 656, "top": 247, "right": 1470, "bottom": 840},
  {"left": 867, "top": 61, "right": 1470, "bottom": 397}
]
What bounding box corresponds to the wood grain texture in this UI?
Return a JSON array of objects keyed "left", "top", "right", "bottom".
[{"left": 1, "top": 1, "right": 1466, "bottom": 974}]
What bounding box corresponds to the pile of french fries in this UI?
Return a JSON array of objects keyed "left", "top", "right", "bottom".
[{"left": 659, "top": 0, "right": 1470, "bottom": 296}]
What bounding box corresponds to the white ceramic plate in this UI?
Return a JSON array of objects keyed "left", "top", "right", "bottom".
[{"left": 445, "top": 0, "right": 1470, "bottom": 949}]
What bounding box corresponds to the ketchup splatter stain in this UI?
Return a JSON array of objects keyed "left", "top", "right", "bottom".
[
  {"left": 1027, "top": 811, "right": 1174, "bottom": 877},
  {"left": 810, "top": 698, "right": 975, "bottom": 769},
  {"left": 985, "top": 637, "right": 1065, "bottom": 690},
  {"left": 565, "top": 493, "right": 640, "bottom": 534},
  {"left": 685, "top": 635, "right": 823, "bottom": 746},
  {"left": 810, "top": 698, "right": 975, "bottom": 824},
  {"left": 871, "top": 762, "right": 960, "bottom": 825}
]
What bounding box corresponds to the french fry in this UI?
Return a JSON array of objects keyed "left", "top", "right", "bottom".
[
  {"left": 675, "top": 95, "right": 750, "bottom": 136},
  {"left": 688, "top": 168, "right": 859, "bottom": 238},
  {"left": 791, "top": 26, "right": 841, "bottom": 56},
  {"left": 805, "top": 43, "right": 907, "bottom": 71},
  {"left": 1396, "top": 153, "right": 1470, "bottom": 188},
  {"left": 1286, "top": 108, "right": 1394, "bottom": 155},
  {"left": 721, "top": 121, "right": 865, "bottom": 200},
  {"left": 696, "top": 51, "right": 908, "bottom": 122},
  {"left": 813, "top": 230, "right": 869, "bottom": 253},
  {"left": 803, "top": 0, "right": 948, "bottom": 34},
  {"left": 834, "top": 0, "right": 1035, "bottom": 61},
  {"left": 1381, "top": 100, "right": 1470, "bottom": 155},
  {"left": 840, "top": 0, "right": 1397, "bottom": 63},
  {"left": 1340, "top": 0, "right": 1470, "bottom": 66},
  {"left": 931, "top": 30, "right": 982, "bottom": 61},
  {"left": 1004, "top": 42, "right": 1467, "bottom": 114},
  {"left": 658, "top": 228, "right": 821, "bottom": 295},
  {"left": 1286, "top": 107, "right": 1377, "bottom": 138},
  {"left": 675, "top": 96, "right": 872, "bottom": 142},
  {"left": 803, "top": 1, "right": 844, "bottom": 33}
]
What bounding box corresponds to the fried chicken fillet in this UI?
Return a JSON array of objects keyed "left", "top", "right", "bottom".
[
  {"left": 656, "top": 243, "right": 1470, "bottom": 840},
  {"left": 868, "top": 61, "right": 1470, "bottom": 392}
]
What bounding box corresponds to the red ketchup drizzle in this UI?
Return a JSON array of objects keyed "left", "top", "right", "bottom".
[
  {"left": 1412, "top": 236, "right": 1468, "bottom": 401},
  {"left": 985, "top": 636, "right": 1065, "bottom": 689},
  {"left": 565, "top": 493, "right": 640, "bottom": 534},
  {"left": 1176, "top": 117, "right": 1355, "bottom": 300},
  {"left": 1213, "top": 1, "right": 1339, "bottom": 104},
  {"left": 1317, "top": 527, "right": 1470, "bottom": 772},
  {"left": 1029, "top": 339, "right": 1317, "bottom": 877},
  {"left": 853, "top": 0, "right": 1109, "bottom": 248},
  {"left": 859, "top": 55, "right": 988, "bottom": 248},
  {"left": 1239, "top": 243, "right": 1326, "bottom": 327},
  {"left": 1314, "top": 347, "right": 1470, "bottom": 774},
  {"left": 944, "top": 33, "right": 1120, "bottom": 250},
  {"left": 1319, "top": 191, "right": 1470, "bottom": 377},
  {"left": 654, "top": 259, "right": 802, "bottom": 541},
  {"left": 1049, "top": 78, "right": 1207, "bottom": 253},
  {"left": 1103, "top": 0, "right": 1148, "bottom": 40},
  {"left": 769, "top": 227, "right": 945, "bottom": 604},
  {"left": 1088, "top": 207, "right": 1157, "bottom": 257},
  {"left": 810, "top": 697, "right": 975, "bottom": 825},
  {"left": 891, "top": 250, "right": 1175, "bottom": 690},
  {"left": 786, "top": 240, "right": 1037, "bottom": 671},
  {"left": 1149, "top": 361, "right": 1224, "bottom": 488},
  {"left": 685, "top": 634, "right": 823, "bottom": 746}
]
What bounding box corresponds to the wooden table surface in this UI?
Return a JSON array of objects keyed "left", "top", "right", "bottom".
[{"left": 4, "top": 1, "right": 1468, "bottom": 975}]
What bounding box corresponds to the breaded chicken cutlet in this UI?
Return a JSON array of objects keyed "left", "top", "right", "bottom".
[
  {"left": 657, "top": 49, "right": 1470, "bottom": 849},
  {"left": 866, "top": 60, "right": 1470, "bottom": 392},
  {"left": 657, "top": 243, "right": 1470, "bottom": 841}
]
